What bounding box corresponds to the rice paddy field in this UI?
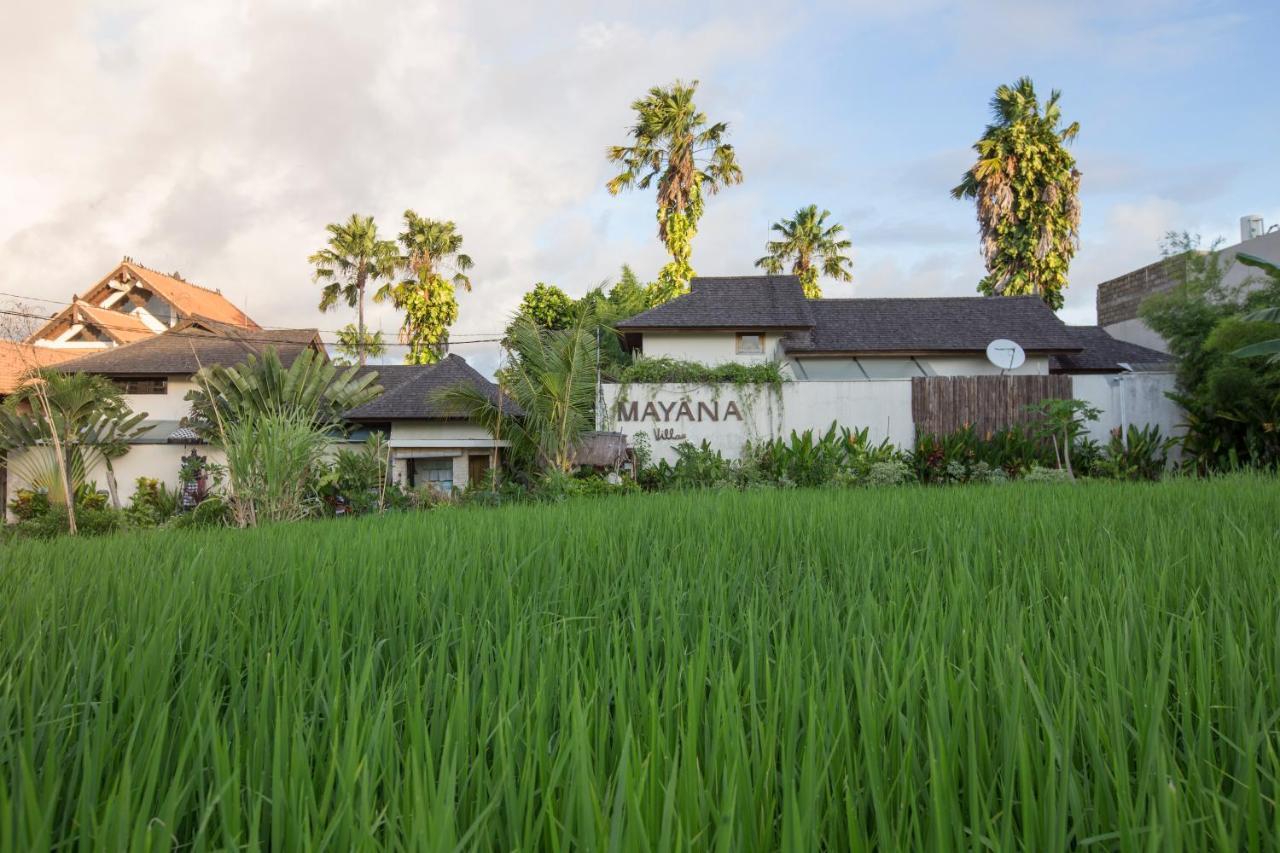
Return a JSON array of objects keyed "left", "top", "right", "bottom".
[{"left": 1, "top": 476, "right": 1279, "bottom": 851}]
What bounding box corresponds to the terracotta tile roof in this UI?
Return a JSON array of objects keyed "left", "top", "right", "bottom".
[
  {"left": 122, "top": 262, "right": 259, "bottom": 329},
  {"left": 57, "top": 317, "right": 322, "bottom": 376},
  {"left": 71, "top": 301, "right": 154, "bottom": 343},
  {"left": 0, "top": 341, "right": 82, "bottom": 394}
]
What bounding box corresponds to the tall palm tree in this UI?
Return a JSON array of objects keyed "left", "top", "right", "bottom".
[
  {"left": 952, "top": 77, "right": 1081, "bottom": 310},
  {"left": 607, "top": 80, "right": 743, "bottom": 305},
  {"left": 375, "top": 211, "right": 473, "bottom": 365},
  {"left": 436, "top": 306, "right": 601, "bottom": 473},
  {"left": 0, "top": 370, "right": 148, "bottom": 533},
  {"left": 755, "top": 205, "right": 853, "bottom": 299},
  {"left": 309, "top": 214, "right": 399, "bottom": 365}
]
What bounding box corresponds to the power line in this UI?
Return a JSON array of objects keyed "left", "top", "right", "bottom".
[
  {"left": 0, "top": 307, "right": 505, "bottom": 350},
  {"left": 0, "top": 290, "right": 510, "bottom": 339}
]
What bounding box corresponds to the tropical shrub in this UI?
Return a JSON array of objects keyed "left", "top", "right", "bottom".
[
  {"left": 126, "top": 477, "right": 180, "bottom": 526},
  {"left": 218, "top": 409, "right": 332, "bottom": 526},
  {"left": 865, "top": 459, "right": 914, "bottom": 486},
  {"left": 1091, "top": 425, "right": 1174, "bottom": 481},
  {"left": 1022, "top": 465, "right": 1074, "bottom": 484},
  {"left": 1141, "top": 234, "right": 1280, "bottom": 472},
  {"left": 618, "top": 358, "right": 784, "bottom": 386}
]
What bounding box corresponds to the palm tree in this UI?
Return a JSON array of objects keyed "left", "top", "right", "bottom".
[
  {"left": 0, "top": 370, "right": 148, "bottom": 533},
  {"left": 375, "top": 211, "right": 473, "bottom": 365},
  {"left": 309, "top": 215, "right": 399, "bottom": 366},
  {"left": 755, "top": 206, "right": 853, "bottom": 298},
  {"left": 607, "top": 80, "right": 743, "bottom": 305},
  {"left": 436, "top": 306, "right": 601, "bottom": 473},
  {"left": 952, "top": 77, "right": 1081, "bottom": 310}
]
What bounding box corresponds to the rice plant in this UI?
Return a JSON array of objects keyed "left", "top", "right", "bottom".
[{"left": 1, "top": 475, "right": 1277, "bottom": 850}]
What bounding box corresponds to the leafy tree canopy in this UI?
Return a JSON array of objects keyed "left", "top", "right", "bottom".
[
  {"left": 953, "top": 77, "right": 1081, "bottom": 310},
  {"left": 309, "top": 214, "right": 398, "bottom": 366},
  {"left": 607, "top": 81, "right": 743, "bottom": 304},
  {"left": 755, "top": 205, "right": 853, "bottom": 299}
]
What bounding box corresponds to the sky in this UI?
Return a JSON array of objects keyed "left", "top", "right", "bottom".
[{"left": 2, "top": 0, "right": 1277, "bottom": 374}]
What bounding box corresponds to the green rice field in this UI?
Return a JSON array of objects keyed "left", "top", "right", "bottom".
[{"left": 2, "top": 476, "right": 1279, "bottom": 850}]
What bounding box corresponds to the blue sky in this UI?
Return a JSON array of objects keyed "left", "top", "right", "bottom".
[{"left": 1, "top": 0, "right": 1276, "bottom": 373}]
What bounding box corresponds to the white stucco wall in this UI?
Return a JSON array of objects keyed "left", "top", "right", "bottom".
[
  {"left": 121, "top": 376, "right": 199, "bottom": 420},
  {"left": 602, "top": 381, "right": 914, "bottom": 463},
  {"left": 1072, "top": 372, "right": 1184, "bottom": 448},
  {"left": 639, "top": 332, "right": 788, "bottom": 364},
  {"left": 5, "top": 441, "right": 220, "bottom": 520},
  {"left": 922, "top": 355, "right": 1050, "bottom": 376}
]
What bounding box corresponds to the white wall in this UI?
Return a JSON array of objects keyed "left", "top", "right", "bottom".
[
  {"left": 121, "top": 376, "right": 199, "bottom": 420},
  {"left": 5, "top": 441, "right": 220, "bottom": 520},
  {"left": 1072, "top": 372, "right": 1184, "bottom": 448},
  {"left": 922, "top": 355, "right": 1049, "bottom": 376},
  {"left": 602, "top": 381, "right": 914, "bottom": 463},
  {"left": 1102, "top": 318, "right": 1171, "bottom": 353},
  {"left": 604, "top": 373, "right": 1184, "bottom": 464},
  {"left": 639, "top": 332, "right": 788, "bottom": 364}
]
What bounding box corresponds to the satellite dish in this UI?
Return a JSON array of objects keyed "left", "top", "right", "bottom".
[{"left": 986, "top": 338, "right": 1026, "bottom": 371}]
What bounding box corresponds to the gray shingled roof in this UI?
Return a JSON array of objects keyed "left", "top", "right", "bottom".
[
  {"left": 617, "top": 276, "right": 815, "bottom": 330},
  {"left": 58, "top": 317, "right": 321, "bottom": 376},
  {"left": 783, "top": 296, "right": 1083, "bottom": 354},
  {"left": 345, "top": 355, "right": 521, "bottom": 420},
  {"left": 1049, "top": 326, "right": 1173, "bottom": 373}
]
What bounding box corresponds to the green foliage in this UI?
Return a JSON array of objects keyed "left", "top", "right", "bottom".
[
  {"left": 755, "top": 205, "right": 854, "bottom": 299},
  {"left": 1021, "top": 465, "right": 1074, "bottom": 483},
  {"left": 607, "top": 81, "right": 743, "bottom": 302},
  {"left": 1023, "top": 398, "right": 1101, "bottom": 477},
  {"left": 618, "top": 357, "right": 784, "bottom": 386},
  {"left": 437, "top": 307, "right": 601, "bottom": 473},
  {"left": 218, "top": 408, "right": 332, "bottom": 527},
  {"left": 1141, "top": 234, "right": 1280, "bottom": 471},
  {"left": 316, "top": 434, "right": 391, "bottom": 515},
  {"left": 748, "top": 423, "right": 902, "bottom": 487},
  {"left": 126, "top": 477, "right": 180, "bottom": 527},
  {"left": 309, "top": 214, "right": 399, "bottom": 365},
  {"left": 375, "top": 211, "right": 474, "bottom": 365},
  {"left": 186, "top": 347, "right": 382, "bottom": 438},
  {"left": 952, "top": 77, "right": 1081, "bottom": 309},
  {"left": 4, "top": 479, "right": 1279, "bottom": 848},
  {"left": 0, "top": 370, "right": 148, "bottom": 512},
  {"left": 332, "top": 324, "right": 386, "bottom": 365},
  {"left": 1091, "top": 425, "right": 1174, "bottom": 481},
  {"left": 517, "top": 283, "right": 576, "bottom": 330}
]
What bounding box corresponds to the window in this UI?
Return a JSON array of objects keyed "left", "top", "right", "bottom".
[
  {"left": 735, "top": 332, "right": 764, "bottom": 354},
  {"left": 408, "top": 457, "right": 453, "bottom": 493},
  {"left": 112, "top": 376, "right": 167, "bottom": 394}
]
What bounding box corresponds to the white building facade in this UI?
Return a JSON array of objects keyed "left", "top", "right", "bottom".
[{"left": 609, "top": 276, "right": 1181, "bottom": 463}]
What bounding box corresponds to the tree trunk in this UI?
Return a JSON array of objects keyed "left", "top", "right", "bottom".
[
  {"left": 61, "top": 446, "right": 78, "bottom": 536},
  {"left": 105, "top": 459, "right": 120, "bottom": 510},
  {"left": 356, "top": 264, "right": 368, "bottom": 366},
  {"left": 1064, "top": 427, "right": 1075, "bottom": 480}
]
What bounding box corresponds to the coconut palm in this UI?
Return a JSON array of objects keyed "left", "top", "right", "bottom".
[
  {"left": 755, "top": 205, "right": 853, "bottom": 298},
  {"left": 436, "top": 306, "right": 600, "bottom": 473},
  {"left": 375, "top": 211, "right": 473, "bottom": 365},
  {"left": 310, "top": 214, "right": 399, "bottom": 366},
  {"left": 0, "top": 370, "right": 148, "bottom": 532},
  {"left": 607, "top": 80, "right": 743, "bottom": 305},
  {"left": 952, "top": 77, "right": 1081, "bottom": 310}
]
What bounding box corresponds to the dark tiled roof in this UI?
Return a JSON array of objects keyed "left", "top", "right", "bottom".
[
  {"left": 617, "top": 276, "right": 815, "bottom": 330},
  {"left": 57, "top": 317, "right": 321, "bottom": 376},
  {"left": 1049, "top": 326, "right": 1174, "bottom": 373},
  {"left": 345, "top": 355, "right": 522, "bottom": 420},
  {"left": 783, "top": 296, "right": 1083, "bottom": 354}
]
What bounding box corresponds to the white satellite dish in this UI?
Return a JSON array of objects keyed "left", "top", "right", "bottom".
[{"left": 986, "top": 338, "right": 1026, "bottom": 371}]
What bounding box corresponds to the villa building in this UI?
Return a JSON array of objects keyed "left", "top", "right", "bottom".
[
  {"left": 24, "top": 258, "right": 258, "bottom": 353},
  {"left": 608, "top": 275, "right": 1179, "bottom": 462},
  {"left": 2, "top": 316, "right": 512, "bottom": 517}
]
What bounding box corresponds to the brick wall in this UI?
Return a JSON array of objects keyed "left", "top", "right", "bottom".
[{"left": 1095, "top": 256, "right": 1185, "bottom": 326}]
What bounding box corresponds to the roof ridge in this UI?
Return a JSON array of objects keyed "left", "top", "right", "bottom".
[{"left": 123, "top": 259, "right": 226, "bottom": 295}]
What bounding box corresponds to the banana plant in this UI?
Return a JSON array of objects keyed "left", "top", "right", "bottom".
[{"left": 1232, "top": 253, "right": 1280, "bottom": 362}]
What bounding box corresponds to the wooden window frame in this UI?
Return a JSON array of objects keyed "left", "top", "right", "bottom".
[{"left": 735, "top": 332, "right": 765, "bottom": 355}]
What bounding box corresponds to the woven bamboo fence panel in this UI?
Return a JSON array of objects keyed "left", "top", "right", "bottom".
[{"left": 911, "top": 375, "right": 1073, "bottom": 437}]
